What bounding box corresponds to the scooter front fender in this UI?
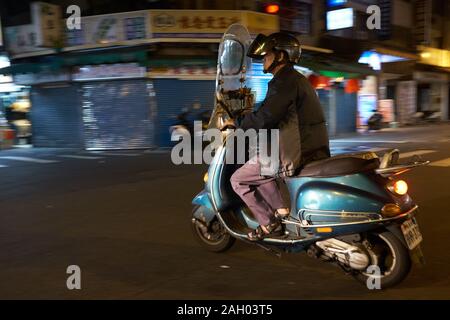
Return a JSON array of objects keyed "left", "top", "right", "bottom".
[
  {"left": 385, "top": 224, "right": 408, "bottom": 248},
  {"left": 192, "top": 190, "right": 216, "bottom": 223},
  {"left": 386, "top": 221, "right": 425, "bottom": 266}
]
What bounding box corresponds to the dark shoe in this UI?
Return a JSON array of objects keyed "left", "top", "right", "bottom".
[{"left": 247, "top": 222, "right": 284, "bottom": 241}]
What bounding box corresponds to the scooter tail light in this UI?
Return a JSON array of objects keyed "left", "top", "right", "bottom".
[
  {"left": 381, "top": 203, "right": 402, "bottom": 217},
  {"left": 388, "top": 180, "right": 408, "bottom": 196}
]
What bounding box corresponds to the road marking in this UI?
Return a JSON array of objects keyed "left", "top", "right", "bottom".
[
  {"left": 143, "top": 149, "right": 170, "bottom": 154},
  {"left": 59, "top": 155, "right": 104, "bottom": 160},
  {"left": 330, "top": 147, "right": 389, "bottom": 155},
  {"left": 89, "top": 152, "right": 141, "bottom": 157},
  {"left": 429, "top": 157, "right": 450, "bottom": 167},
  {"left": 399, "top": 150, "right": 436, "bottom": 159},
  {"left": 0, "top": 164, "right": 7, "bottom": 168},
  {"left": 331, "top": 140, "right": 409, "bottom": 144},
  {"left": 0, "top": 156, "right": 58, "bottom": 164},
  {"left": 367, "top": 147, "right": 390, "bottom": 153}
]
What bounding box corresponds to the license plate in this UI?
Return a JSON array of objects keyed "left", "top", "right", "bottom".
[{"left": 401, "top": 218, "right": 423, "bottom": 250}]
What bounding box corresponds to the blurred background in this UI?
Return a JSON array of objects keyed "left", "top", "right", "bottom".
[
  {"left": 0, "top": 0, "right": 448, "bottom": 150},
  {"left": 0, "top": 1, "right": 450, "bottom": 300}
]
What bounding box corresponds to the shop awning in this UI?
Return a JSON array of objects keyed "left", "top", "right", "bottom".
[
  {"left": 146, "top": 57, "right": 216, "bottom": 68},
  {"left": 299, "top": 55, "right": 377, "bottom": 78},
  {"left": 0, "top": 62, "right": 56, "bottom": 75},
  {"left": 61, "top": 51, "right": 147, "bottom": 66},
  {"left": 372, "top": 46, "right": 419, "bottom": 61},
  {"left": 0, "top": 50, "right": 148, "bottom": 75}
]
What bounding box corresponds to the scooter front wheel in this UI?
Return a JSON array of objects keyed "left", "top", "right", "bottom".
[
  {"left": 354, "top": 230, "right": 412, "bottom": 289},
  {"left": 191, "top": 205, "right": 235, "bottom": 253}
]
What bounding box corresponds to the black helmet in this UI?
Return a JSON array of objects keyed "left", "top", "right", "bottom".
[{"left": 247, "top": 32, "right": 302, "bottom": 64}]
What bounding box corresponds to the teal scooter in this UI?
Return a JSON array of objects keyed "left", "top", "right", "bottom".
[{"left": 191, "top": 24, "right": 428, "bottom": 289}]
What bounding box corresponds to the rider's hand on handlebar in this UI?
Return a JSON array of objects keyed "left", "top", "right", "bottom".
[{"left": 219, "top": 119, "right": 236, "bottom": 131}]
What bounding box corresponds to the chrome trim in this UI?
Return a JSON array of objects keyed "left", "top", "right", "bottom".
[
  {"left": 261, "top": 236, "right": 320, "bottom": 244},
  {"left": 304, "top": 212, "right": 383, "bottom": 221},
  {"left": 376, "top": 161, "right": 430, "bottom": 175},
  {"left": 295, "top": 208, "right": 383, "bottom": 226},
  {"left": 286, "top": 205, "right": 418, "bottom": 229},
  {"left": 299, "top": 208, "right": 382, "bottom": 216}
]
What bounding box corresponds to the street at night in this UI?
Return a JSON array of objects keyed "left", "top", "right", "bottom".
[
  {"left": 1, "top": 124, "right": 449, "bottom": 299},
  {"left": 1, "top": 0, "right": 450, "bottom": 308}
]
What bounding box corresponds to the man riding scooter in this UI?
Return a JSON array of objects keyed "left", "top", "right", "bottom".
[
  {"left": 223, "top": 32, "right": 331, "bottom": 241},
  {"left": 193, "top": 25, "right": 427, "bottom": 288}
]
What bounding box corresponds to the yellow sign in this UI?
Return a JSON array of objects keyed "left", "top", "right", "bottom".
[
  {"left": 31, "top": 2, "right": 63, "bottom": 47},
  {"left": 149, "top": 10, "right": 279, "bottom": 37},
  {"left": 418, "top": 45, "right": 450, "bottom": 68}
]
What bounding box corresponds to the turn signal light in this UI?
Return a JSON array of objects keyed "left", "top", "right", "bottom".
[
  {"left": 203, "top": 172, "right": 209, "bottom": 183},
  {"left": 381, "top": 203, "right": 402, "bottom": 217},
  {"left": 388, "top": 180, "right": 408, "bottom": 196}
]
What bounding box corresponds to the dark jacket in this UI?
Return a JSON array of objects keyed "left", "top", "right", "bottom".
[{"left": 237, "top": 64, "right": 330, "bottom": 177}]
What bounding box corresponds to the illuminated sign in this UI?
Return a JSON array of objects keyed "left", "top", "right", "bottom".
[
  {"left": 358, "top": 51, "right": 408, "bottom": 70},
  {"left": 327, "top": 0, "right": 347, "bottom": 7},
  {"left": 326, "top": 8, "right": 354, "bottom": 30},
  {"left": 31, "top": 2, "right": 63, "bottom": 47},
  {"left": 418, "top": 45, "right": 450, "bottom": 68}
]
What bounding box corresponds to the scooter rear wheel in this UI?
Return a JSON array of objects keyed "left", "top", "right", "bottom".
[
  {"left": 191, "top": 206, "right": 236, "bottom": 253},
  {"left": 354, "top": 230, "right": 412, "bottom": 289}
]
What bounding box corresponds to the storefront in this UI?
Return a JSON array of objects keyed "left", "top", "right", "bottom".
[
  {"left": 302, "top": 55, "right": 375, "bottom": 136},
  {"left": 359, "top": 46, "right": 450, "bottom": 125},
  {"left": 413, "top": 71, "right": 449, "bottom": 122},
  {"left": 73, "top": 63, "right": 155, "bottom": 150},
  {"left": 1, "top": 8, "right": 281, "bottom": 149},
  {"left": 12, "top": 70, "right": 81, "bottom": 148},
  {"left": 380, "top": 65, "right": 449, "bottom": 125},
  {"left": 11, "top": 62, "right": 156, "bottom": 150},
  {"left": 147, "top": 60, "right": 216, "bottom": 147},
  {"left": 0, "top": 56, "right": 31, "bottom": 147},
  {"left": 30, "top": 83, "right": 82, "bottom": 148},
  {"left": 147, "top": 61, "right": 280, "bottom": 147}
]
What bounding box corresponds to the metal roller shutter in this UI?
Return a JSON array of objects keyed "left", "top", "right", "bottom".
[
  {"left": 318, "top": 89, "right": 332, "bottom": 135},
  {"left": 152, "top": 79, "right": 215, "bottom": 147},
  {"left": 81, "top": 79, "right": 154, "bottom": 150},
  {"left": 336, "top": 89, "right": 357, "bottom": 135},
  {"left": 31, "top": 84, "right": 83, "bottom": 148}
]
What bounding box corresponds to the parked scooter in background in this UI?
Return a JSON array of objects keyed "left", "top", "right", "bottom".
[
  {"left": 412, "top": 111, "right": 442, "bottom": 125},
  {"left": 169, "top": 106, "right": 210, "bottom": 143},
  {"left": 368, "top": 109, "right": 383, "bottom": 131}
]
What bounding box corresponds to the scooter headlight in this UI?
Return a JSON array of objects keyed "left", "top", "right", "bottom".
[{"left": 388, "top": 180, "right": 408, "bottom": 196}]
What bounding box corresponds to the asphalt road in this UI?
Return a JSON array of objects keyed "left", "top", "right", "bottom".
[{"left": 1, "top": 124, "right": 450, "bottom": 299}]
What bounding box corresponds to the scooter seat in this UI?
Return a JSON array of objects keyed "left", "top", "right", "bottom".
[{"left": 297, "top": 152, "right": 380, "bottom": 178}]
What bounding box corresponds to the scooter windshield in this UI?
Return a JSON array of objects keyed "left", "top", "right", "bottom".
[{"left": 208, "top": 24, "right": 254, "bottom": 130}]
